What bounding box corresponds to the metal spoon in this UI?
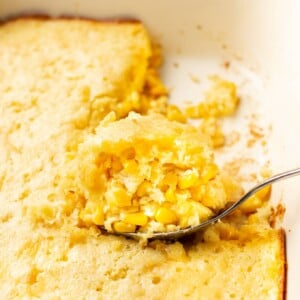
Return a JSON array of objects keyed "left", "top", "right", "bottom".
[{"left": 116, "top": 167, "right": 300, "bottom": 240}]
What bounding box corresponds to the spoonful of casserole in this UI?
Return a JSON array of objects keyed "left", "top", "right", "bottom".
[{"left": 64, "top": 112, "right": 299, "bottom": 240}]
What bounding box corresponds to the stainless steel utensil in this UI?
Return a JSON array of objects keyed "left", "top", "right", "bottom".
[{"left": 116, "top": 167, "right": 300, "bottom": 240}]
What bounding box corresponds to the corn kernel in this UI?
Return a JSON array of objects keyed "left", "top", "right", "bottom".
[
  {"left": 155, "top": 207, "right": 178, "bottom": 225},
  {"left": 137, "top": 181, "right": 150, "bottom": 197},
  {"left": 178, "top": 217, "right": 189, "bottom": 228},
  {"left": 113, "top": 221, "right": 136, "bottom": 233},
  {"left": 115, "top": 190, "right": 131, "bottom": 207},
  {"left": 255, "top": 185, "right": 271, "bottom": 201},
  {"left": 165, "top": 188, "right": 177, "bottom": 202},
  {"left": 239, "top": 195, "right": 262, "bottom": 213},
  {"left": 111, "top": 158, "right": 123, "bottom": 173},
  {"left": 92, "top": 206, "right": 104, "bottom": 225},
  {"left": 163, "top": 172, "right": 178, "bottom": 187},
  {"left": 105, "top": 185, "right": 132, "bottom": 207},
  {"left": 123, "top": 159, "right": 138, "bottom": 174},
  {"left": 185, "top": 106, "right": 200, "bottom": 118},
  {"left": 178, "top": 169, "right": 198, "bottom": 189},
  {"left": 201, "top": 163, "right": 218, "bottom": 183},
  {"left": 190, "top": 183, "right": 206, "bottom": 202},
  {"left": 166, "top": 105, "right": 187, "bottom": 123},
  {"left": 248, "top": 213, "right": 259, "bottom": 224},
  {"left": 121, "top": 148, "right": 136, "bottom": 160},
  {"left": 123, "top": 212, "right": 148, "bottom": 226}
]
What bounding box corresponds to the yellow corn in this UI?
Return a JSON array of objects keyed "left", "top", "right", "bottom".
[
  {"left": 111, "top": 158, "right": 123, "bottom": 173},
  {"left": 166, "top": 105, "right": 187, "bottom": 123},
  {"left": 155, "top": 207, "right": 178, "bottom": 225},
  {"left": 123, "top": 159, "right": 138, "bottom": 174},
  {"left": 201, "top": 163, "right": 218, "bottom": 183},
  {"left": 185, "top": 105, "right": 200, "bottom": 118},
  {"left": 113, "top": 221, "right": 136, "bottom": 233},
  {"left": 123, "top": 212, "right": 148, "bottom": 226},
  {"left": 239, "top": 195, "right": 262, "bottom": 213},
  {"left": 92, "top": 206, "right": 104, "bottom": 225},
  {"left": 190, "top": 186, "right": 203, "bottom": 202},
  {"left": 165, "top": 188, "right": 177, "bottom": 202},
  {"left": 163, "top": 172, "right": 178, "bottom": 187},
  {"left": 178, "top": 169, "right": 198, "bottom": 189},
  {"left": 136, "top": 181, "right": 151, "bottom": 197},
  {"left": 107, "top": 185, "right": 131, "bottom": 207},
  {"left": 121, "top": 148, "right": 136, "bottom": 160},
  {"left": 247, "top": 213, "right": 259, "bottom": 224},
  {"left": 255, "top": 185, "right": 271, "bottom": 201}
]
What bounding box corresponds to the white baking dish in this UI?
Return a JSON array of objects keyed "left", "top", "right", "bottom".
[{"left": 2, "top": 0, "right": 300, "bottom": 298}]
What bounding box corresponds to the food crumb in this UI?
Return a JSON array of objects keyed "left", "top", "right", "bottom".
[
  {"left": 189, "top": 73, "right": 201, "bottom": 84},
  {"left": 225, "top": 131, "right": 240, "bottom": 147},
  {"left": 222, "top": 61, "right": 231, "bottom": 69},
  {"left": 173, "top": 62, "right": 179, "bottom": 68},
  {"left": 222, "top": 157, "right": 256, "bottom": 180},
  {"left": 269, "top": 204, "right": 286, "bottom": 228},
  {"left": 247, "top": 138, "right": 256, "bottom": 148},
  {"left": 249, "top": 122, "right": 264, "bottom": 139}
]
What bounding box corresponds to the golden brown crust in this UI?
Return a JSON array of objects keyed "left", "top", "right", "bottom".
[
  {"left": 279, "top": 229, "right": 287, "bottom": 300},
  {"left": 281, "top": 229, "right": 288, "bottom": 300},
  {"left": 0, "top": 13, "right": 140, "bottom": 25}
]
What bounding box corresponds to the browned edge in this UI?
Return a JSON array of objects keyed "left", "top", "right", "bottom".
[
  {"left": 0, "top": 12, "right": 141, "bottom": 26},
  {"left": 279, "top": 228, "right": 287, "bottom": 300}
]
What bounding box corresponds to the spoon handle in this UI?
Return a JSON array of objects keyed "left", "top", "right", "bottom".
[
  {"left": 215, "top": 167, "right": 300, "bottom": 222},
  {"left": 120, "top": 167, "right": 300, "bottom": 240}
]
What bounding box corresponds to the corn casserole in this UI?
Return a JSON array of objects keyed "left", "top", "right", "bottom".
[{"left": 0, "top": 18, "right": 285, "bottom": 299}]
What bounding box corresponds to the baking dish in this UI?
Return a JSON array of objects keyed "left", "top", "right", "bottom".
[{"left": 2, "top": 0, "right": 300, "bottom": 298}]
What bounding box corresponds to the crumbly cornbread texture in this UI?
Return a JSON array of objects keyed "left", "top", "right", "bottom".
[
  {"left": 66, "top": 113, "right": 235, "bottom": 234},
  {"left": 0, "top": 18, "right": 284, "bottom": 299}
]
